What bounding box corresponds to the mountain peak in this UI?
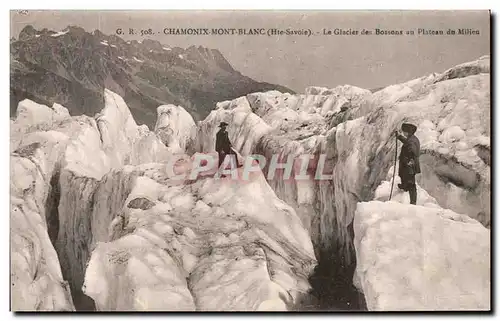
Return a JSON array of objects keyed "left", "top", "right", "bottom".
[
  {"left": 66, "top": 25, "right": 87, "bottom": 35},
  {"left": 91, "top": 29, "right": 106, "bottom": 38},
  {"left": 18, "top": 25, "right": 36, "bottom": 40}
]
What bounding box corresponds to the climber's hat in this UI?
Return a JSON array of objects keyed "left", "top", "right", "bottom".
[
  {"left": 219, "top": 122, "right": 228, "bottom": 128},
  {"left": 401, "top": 123, "right": 417, "bottom": 135}
]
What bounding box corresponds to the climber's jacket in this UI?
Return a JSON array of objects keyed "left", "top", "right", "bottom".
[
  {"left": 216, "top": 128, "right": 232, "bottom": 153},
  {"left": 397, "top": 133, "right": 421, "bottom": 175}
]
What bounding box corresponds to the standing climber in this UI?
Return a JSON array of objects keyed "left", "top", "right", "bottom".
[
  {"left": 215, "top": 122, "right": 235, "bottom": 168},
  {"left": 394, "top": 123, "right": 421, "bottom": 205}
]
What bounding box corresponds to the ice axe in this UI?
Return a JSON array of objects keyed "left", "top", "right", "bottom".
[
  {"left": 389, "top": 133, "right": 398, "bottom": 201},
  {"left": 230, "top": 147, "right": 242, "bottom": 167}
]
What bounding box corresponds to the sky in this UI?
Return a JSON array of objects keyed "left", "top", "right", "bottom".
[{"left": 10, "top": 10, "right": 490, "bottom": 92}]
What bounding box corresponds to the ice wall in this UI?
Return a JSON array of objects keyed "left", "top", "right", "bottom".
[
  {"left": 10, "top": 89, "right": 169, "bottom": 310},
  {"left": 55, "top": 90, "right": 169, "bottom": 309},
  {"left": 10, "top": 101, "right": 75, "bottom": 311},
  {"left": 197, "top": 56, "right": 491, "bottom": 264},
  {"left": 197, "top": 86, "right": 380, "bottom": 260},
  {"left": 196, "top": 96, "right": 272, "bottom": 155},
  {"left": 317, "top": 62, "right": 490, "bottom": 258}
]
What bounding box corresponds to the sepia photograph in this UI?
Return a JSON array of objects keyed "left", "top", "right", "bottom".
[{"left": 9, "top": 9, "right": 491, "bottom": 312}]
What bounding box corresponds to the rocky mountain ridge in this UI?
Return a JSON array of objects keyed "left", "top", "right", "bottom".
[{"left": 10, "top": 25, "right": 293, "bottom": 128}]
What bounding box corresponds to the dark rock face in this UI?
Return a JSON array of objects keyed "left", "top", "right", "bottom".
[
  {"left": 475, "top": 144, "right": 490, "bottom": 166},
  {"left": 11, "top": 25, "right": 294, "bottom": 128},
  {"left": 127, "top": 197, "right": 156, "bottom": 210},
  {"left": 13, "top": 142, "right": 41, "bottom": 158}
]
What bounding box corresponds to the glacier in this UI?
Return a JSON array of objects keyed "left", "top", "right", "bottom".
[
  {"left": 198, "top": 56, "right": 490, "bottom": 259},
  {"left": 10, "top": 56, "right": 490, "bottom": 311},
  {"left": 196, "top": 56, "right": 490, "bottom": 309}
]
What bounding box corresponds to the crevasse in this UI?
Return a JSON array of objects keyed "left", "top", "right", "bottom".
[{"left": 199, "top": 57, "right": 490, "bottom": 262}]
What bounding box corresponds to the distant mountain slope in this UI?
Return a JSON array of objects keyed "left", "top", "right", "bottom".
[{"left": 10, "top": 25, "right": 293, "bottom": 127}]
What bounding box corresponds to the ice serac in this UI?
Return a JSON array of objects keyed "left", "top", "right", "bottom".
[
  {"left": 198, "top": 56, "right": 490, "bottom": 267},
  {"left": 55, "top": 89, "right": 169, "bottom": 309},
  {"left": 10, "top": 101, "right": 75, "bottom": 311},
  {"left": 83, "top": 162, "right": 316, "bottom": 311},
  {"left": 353, "top": 201, "right": 490, "bottom": 310},
  {"left": 342, "top": 56, "right": 491, "bottom": 228},
  {"left": 331, "top": 56, "right": 490, "bottom": 249},
  {"left": 197, "top": 84, "right": 377, "bottom": 259},
  {"left": 196, "top": 96, "right": 269, "bottom": 156},
  {"left": 154, "top": 104, "right": 197, "bottom": 154},
  {"left": 10, "top": 89, "right": 169, "bottom": 310},
  {"left": 325, "top": 57, "right": 491, "bottom": 264},
  {"left": 353, "top": 162, "right": 490, "bottom": 310},
  {"left": 433, "top": 55, "right": 490, "bottom": 83}
]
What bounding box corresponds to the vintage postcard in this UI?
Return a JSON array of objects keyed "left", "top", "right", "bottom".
[{"left": 9, "top": 10, "right": 490, "bottom": 312}]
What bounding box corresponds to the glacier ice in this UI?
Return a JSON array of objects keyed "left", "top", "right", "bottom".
[
  {"left": 10, "top": 56, "right": 490, "bottom": 311},
  {"left": 11, "top": 103, "right": 75, "bottom": 311},
  {"left": 353, "top": 200, "right": 490, "bottom": 310},
  {"left": 10, "top": 89, "right": 169, "bottom": 310},
  {"left": 83, "top": 164, "right": 316, "bottom": 311},
  {"left": 154, "top": 104, "right": 197, "bottom": 154}
]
